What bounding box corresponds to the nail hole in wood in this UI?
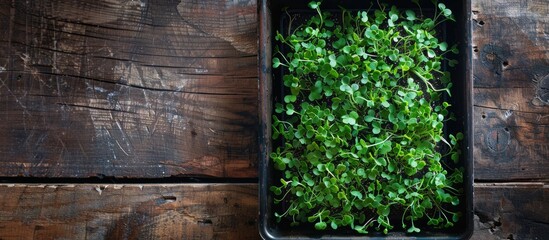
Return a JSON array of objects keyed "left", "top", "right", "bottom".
[
  {"left": 198, "top": 219, "right": 213, "bottom": 225},
  {"left": 478, "top": 20, "right": 485, "bottom": 26},
  {"left": 162, "top": 196, "right": 177, "bottom": 202},
  {"left": 481, "top": 113, "right": 486, "bottom": 119},
  {"left": 502, "top": 61, "right": 509, "bottom": 67}
]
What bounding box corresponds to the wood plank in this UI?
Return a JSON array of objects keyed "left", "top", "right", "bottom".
[
  {"left": 1, "top": 183, "right": 547, "bottom": 239},
  {"left": 0, "top": 0, "right": 258, "bottom": 178},
  {"left": 0, "top": 183, "right": 259, "bottom": 240},
  {"left": 472, "top": 0, "right": 549, "bottom": 180},
  {"left": 473, "top": 183, "right": 549, "bottom": 240},
  {"left": 474, "top": 88, "right": 549, "bottom": 180}
]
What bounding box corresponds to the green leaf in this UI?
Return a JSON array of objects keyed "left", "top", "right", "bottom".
[
  {"left": 269, "top": 186, "right": 282, "bottom": 195},
  {"left": 365, "top": 28, "right": 374, "bottom": 39},
  {"left": 409, "top": 160, "right": 418, "bottom": 168},
  {"left": 387, "top": 162, "right": 395, "bottom": 172},
  {"left": 274, "top": 103, "right": 284, "bottom": 113},
  {"left": 342, "top": 115, "right": 356, "bottom": 125},
  {"left": 357, "top": 168, "right": 366, "bottom": 177},
  {"left": 427, "top": 49, "right": 436, "bottom": 58},
  {"left": 333, "top": 38, "right": 346, "bottom": 49},
  {"left": 326, "top": 163, "right": 335, "bottom": 172},
  {"left": 388, "top": 19, "right": 395, "bottom": 27},
  {"left": 379, "top": 141, "right": 392, "bottom": 154},
  {"left": 372, "top": 122, "right": 381, "bottom": 135},
  {"left": 354, "top": 225, "right": 368, "bottom": 234},
  {"left": 336, "top": 164, "right": 347, "bottom": 173},
  {"left": 343, "top": 215, "right": 353, "bottom": 224},
  {"left": 308, "top": 1, "right": 319, "bottom": 9},
  {"left": 285, "top": 104, "right": 295, "bottom": 115},
  {"left": 342, "top": 46, "right": 351, "bottom": 54},
  {"left": 290, "top": 58, "right": 299, "bottom": 68},
  {"left": 452, "top": 213, "right": 460, "bottom": 222},
  {"left": 375, "top": 157, "right": 387, "bottom": 166},
  {"left": 329, "top": 54, "right": 337, "bottom": 67},
  {"left": 351, "top": 191, "right": 363, "bottom": 199},
  {"left": 405, "top": 10, "right": 416, "bottom": 21},
  {"left": 273, "top": 57, "right": 281, "bottom": 68},
  {"left": 361, "top": 11, "right": 368, "bottom": 22},
  {"left": 364, "top": 114, "right": 375, "bottom": 122},
  {"left": 451, "top": 152, "right": 460, "bottom": 163},
  {"left": 428, "top": 218, "right": 440, "bottom": 225},
  {"left": 451, "top": 44, "right": 460, "bottom": 54},
  {"left": 309, "top": 91, "right": 322, "bottom": 101},
  {"left": 407, "top": 226, "right": 421, "bottom": 233},
  {"left": 443, "top": 8, "right": 452, "bottom": 17},
  {"left": 340, "top": 84, "right": 353, "bottom": 94},
  {"left": 439, "top": 42, "right": 448, "bottom": 51},
  {"left": 274, "top": 161, "right": 286, "bottom": 170},
  {"left": 331, "top": 221, "right": 338, "bottom": 229},
  {"left": 350, "top": 111, "right": 359, "bottom": 119},
  {"left": 421, "top": 199, "right": 433, "bottom": 209},
  {"left": 284, "top": 95, "right": 297, "bottom": 103}
]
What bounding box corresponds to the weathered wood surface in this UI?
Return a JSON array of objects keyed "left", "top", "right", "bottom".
[
  {"left": 0, "top": 0, "right": 547, "bottom": 239},
  {"left": 472, "top": 0, "right": 549, "bottom": 181},
  {"left": 0, "top": 184, "right": 259, "bottom": 240},
  {"left": 0, "top": 0, "right": 258, "bottom": 178},
  {"left": 0, "top": 183, "right": 547, "bottom": 240},
  {"left": 473, "top": 183, "right": 549, "bottom": 240}
]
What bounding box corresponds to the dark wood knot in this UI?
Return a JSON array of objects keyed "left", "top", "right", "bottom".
[{"left": 485, "top": 127, "right": 510, "bottom": 154}]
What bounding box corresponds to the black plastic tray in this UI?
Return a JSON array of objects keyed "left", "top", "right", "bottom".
[{"left": 259, "top": 0, "right": 473, "bottom": 239}]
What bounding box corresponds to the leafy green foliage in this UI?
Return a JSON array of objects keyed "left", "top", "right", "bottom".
[{"left": 270, "top": 0, "right": 463, "bottom": 235}]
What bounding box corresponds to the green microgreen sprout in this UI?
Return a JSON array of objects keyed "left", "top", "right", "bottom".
[{"left": 271, "top": 0, "right": 464, "bottom": 235}]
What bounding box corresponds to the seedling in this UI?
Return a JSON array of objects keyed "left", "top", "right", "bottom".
[{"left": 270, "top": 0, "right": 464, "bottom": 234}]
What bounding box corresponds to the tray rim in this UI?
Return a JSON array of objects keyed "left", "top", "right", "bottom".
[{"left": 258, "top": 0, "right": 474, "bottom": 239}]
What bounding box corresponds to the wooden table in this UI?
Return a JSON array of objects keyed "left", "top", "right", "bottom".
[{"left": 0, "top": 0, "right": 547, "bottom": 239}]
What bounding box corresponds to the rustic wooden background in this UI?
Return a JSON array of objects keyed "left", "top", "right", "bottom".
[{"left": 0, "top": 0, "right": 547, "bottom": 239}]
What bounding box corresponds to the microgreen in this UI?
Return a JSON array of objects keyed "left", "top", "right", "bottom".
[{"left": 271, "top": 0, "right": 463, "bottom": 235}]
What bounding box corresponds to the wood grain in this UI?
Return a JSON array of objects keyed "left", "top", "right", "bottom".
[
  {"left": 0, "top": 184, "right": 259, "bottom": 240},
  {"left": 472, "top": 0, "right": 549, "bottom": 181},
  {"left": 0, "top": 0, "right": 546, "bottom": 240},
  {"left": 0, "top": 0, "right": 258, "bottom": 178},
  {"left": 473, "top": 183, "right": 549, "bottom": 240},
  {"left": 0, "top": 183, "right": 546, "bottom": 240}
]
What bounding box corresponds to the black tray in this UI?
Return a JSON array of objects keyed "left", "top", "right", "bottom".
[{"left": 259, "top": 0, "right": 473, "bottom": 239}]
